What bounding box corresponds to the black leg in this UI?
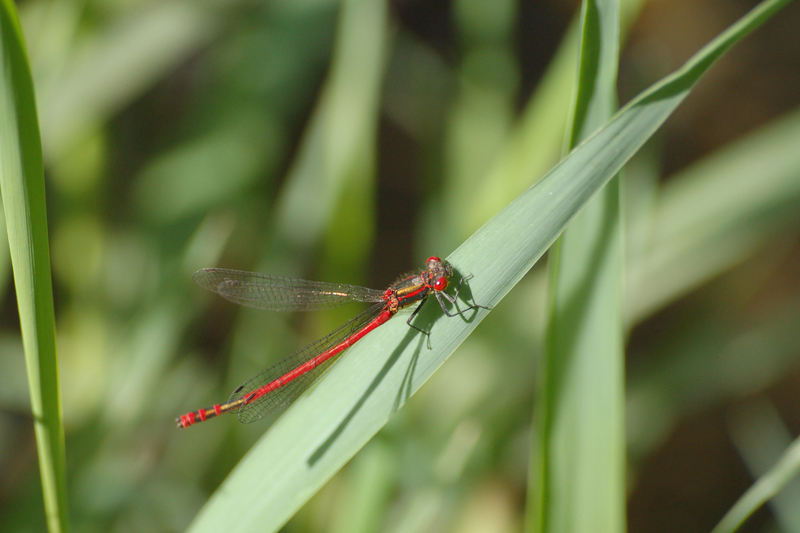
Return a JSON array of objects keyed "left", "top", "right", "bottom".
[
  {"left": 406, "top": 275, "right": 491, "bottom": 349},
  {"left": 406, "top": 299, "right": 433, "bottom": 349},
  {"left": 435, "top": 275, "right": 491, "bottom": 317}
]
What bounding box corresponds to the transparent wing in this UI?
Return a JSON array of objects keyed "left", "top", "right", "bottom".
[
  {"left": 194, "top": 268, "right": 385, "bottom": 311},
  {"left": 228, "top": 302, "right": 387, "bottom": 423}
]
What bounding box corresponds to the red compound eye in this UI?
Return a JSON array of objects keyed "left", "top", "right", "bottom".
[
  {"left": 427, "top": 256, "right": 441, "bottom": 263},
  {"left": 433, "top": 276, "right": 447, "bottom": 291}
]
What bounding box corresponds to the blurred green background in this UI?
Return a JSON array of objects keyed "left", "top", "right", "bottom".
[{"left": 2, "top": 0, "right": 800, "bottom": 532}]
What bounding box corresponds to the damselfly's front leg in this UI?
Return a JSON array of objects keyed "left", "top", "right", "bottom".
[{"left": 434, "top": 274, "right": 491, "bottom": 317}]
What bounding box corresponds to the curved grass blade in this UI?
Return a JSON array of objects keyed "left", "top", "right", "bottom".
[
  {"left": 0, "top": 2, "right": 67, "bottom": 532},
  {"left": 711, "top": 434, "right": 800, "bottom": 533},
  {"left": 187, "top": 1, "right": 794, "bottom": 531}
]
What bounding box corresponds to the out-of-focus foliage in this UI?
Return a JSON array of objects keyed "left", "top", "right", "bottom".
[{"left": 1, "top": 0, "right": 799, "bottom": 532}]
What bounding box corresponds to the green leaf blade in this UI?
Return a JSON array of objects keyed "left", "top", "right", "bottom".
[
  {"left": 530, "top": 0, "right": 626, "bottom": 530},
  {"left": 0, "top": 1, "right": 68, "bottom": 532},
  {"left": 187, "top": 1, "right": 794, "bottom": 531}
]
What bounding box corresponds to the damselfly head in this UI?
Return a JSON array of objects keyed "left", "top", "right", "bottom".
[
  {"left": 441, "top": 261, "right": 453, "bottom": 279},
  {"left": 426, "top": 256, "right": 453, "bottom": 283}
]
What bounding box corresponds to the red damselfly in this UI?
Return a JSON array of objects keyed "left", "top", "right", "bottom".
[{"left": 176, "top": 256, "right": 487, "bottom": 428}]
